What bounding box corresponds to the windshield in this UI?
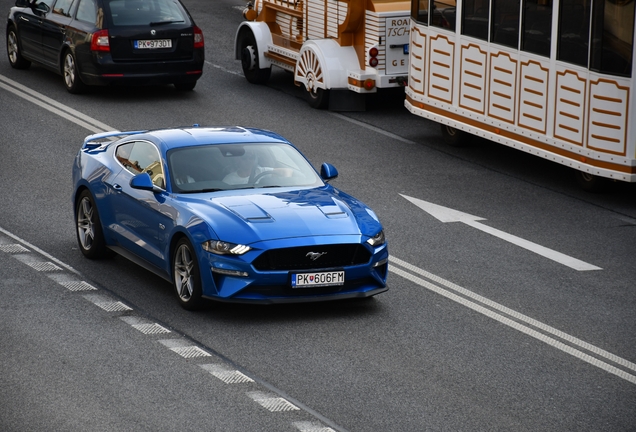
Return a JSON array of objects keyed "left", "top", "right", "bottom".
[
  {"left": 104, "top": 0, "right": 188, "bottom": 27},
  {"left": 168, "top": 143, "right": 324, "bottom": 193}
]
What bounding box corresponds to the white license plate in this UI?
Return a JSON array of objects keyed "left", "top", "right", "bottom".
[
  {"left": 134, "top": 39, "right": 172, "bottom": 49},
  {"left": 291, "top": 271, "right": 345, "bottom": 288}
]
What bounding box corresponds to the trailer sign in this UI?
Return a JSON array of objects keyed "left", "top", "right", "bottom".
[{"left": 386, "top": 18, "right": 410, "bottom": 75}]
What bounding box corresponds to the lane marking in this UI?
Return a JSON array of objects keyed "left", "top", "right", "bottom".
[
  {"left": 390, "top": 256, "right": 636, "bottom": 384},
  {"left": 0, "top": 226, "right": 81, "bottom": 275},
  {"left": 329, "top": 112, "right": 418, "bottom": 145},
  {"left": 401, "top": 194, "right": 602, "bottom": 271},
  {"left": 200, "top": 364, "right": 255, "bottom": 384},
  {"left": 247, "top": 391, "right": 300, "bottom": 412},
  {"left": 293, "top": 421, "right": 337, "bottom": 432},
  {"left": 0, "top": 225, "right": 350, "bottom": 431},
  {"left": 0, "top": 74, "right": 115, "bottom": 132},
  {"left": 0, "top": 244, "right": 30, "bottom": 253}
]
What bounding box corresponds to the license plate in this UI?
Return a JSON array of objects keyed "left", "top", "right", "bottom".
[
  {"left": 134, "top": 39, "right": 172, "bottom": 49},
  {"left": 291, "top": 271, "right": 345, "bottom": 288}
]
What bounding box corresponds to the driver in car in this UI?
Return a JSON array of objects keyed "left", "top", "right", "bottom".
[{"left": 223, "top": 150, "right": 291, "bottom": 185}]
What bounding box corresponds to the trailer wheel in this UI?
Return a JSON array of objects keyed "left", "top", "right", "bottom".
[
  {"left": 306, "top": 87, "right": 330, "bottom": 109},
  {"left": 440, "top": 124, "right": 468, "bottom": 147},
  {"left": 296, "top": 46, "right": 329, "bottom": 109},
  {"left": 575, "top": 171, "right": 607, "bottom": 192},
  {"left": 238, "top": 30, "right": 271, "bottom": 84}
]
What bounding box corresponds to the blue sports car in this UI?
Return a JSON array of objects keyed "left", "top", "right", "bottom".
[{"left": 72, "top": 126, "right": 388, "bottom": 309}]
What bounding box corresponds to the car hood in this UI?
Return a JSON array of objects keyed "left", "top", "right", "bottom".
[{"left": 183, "top": 187, "right": 381, "bottom": 244}]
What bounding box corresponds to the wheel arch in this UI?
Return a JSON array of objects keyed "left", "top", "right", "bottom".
[
  {"left": 295, "top": 39, "right": 360, "bottom": 91},
  {"left": 59, "top": 43, "right": 76, "bottom": 75},
  {"left": 234, "top": 21, "right": 272, "bottom": 69},
  {"left": 167, "top": 230, "right": 192, "bottom": 278}
]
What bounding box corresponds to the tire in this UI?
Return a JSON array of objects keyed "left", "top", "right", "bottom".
[
  {"left": 440, "top": 124, "right": 469, "bottom": 147},
  {"left": 172, "top": 238, "right": 204, "bottom": 310},
  {"left": 63, "top": 50, "right": 86, "bottom": 94},
  {"left": 6, "top": 26, "right": 31, "bottom": 69},
  {"left": 75, "top": 190, "right": 110, "bottom": 259},
  {"left": 575, "top": 171, "right": 607, "bottom": 192},
  {"left": 306, "top": 87, "right": 330, "bottom": 109},
  {"left": 238, "top": 29, "right": 271, "bottom": 84},
  {"left": 174, "top": 81, "right": 196, "bottom": 91}
]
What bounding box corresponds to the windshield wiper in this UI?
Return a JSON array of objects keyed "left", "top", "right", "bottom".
[
  {"left": 149, "top": 20, "right": 184, "bottom": 26},
  {"left": 180, "top": 188, "right": 223, "bottom": 194}
]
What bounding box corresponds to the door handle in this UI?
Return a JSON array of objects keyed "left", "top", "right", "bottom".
[{"left": 113, "top": 184, "right": 122, "bottom": 191}]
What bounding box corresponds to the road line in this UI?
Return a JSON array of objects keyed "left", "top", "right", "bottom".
[
  {"left": 391, "top": 256, "right": 635, "bottom": 372},
  {"left": 0, "top": 226, "right": 81, "bottom": 275},
  {"left": 329, "top": 112, "right": 418, "bottom": 145},
  {"left": 0, "top": 74, "right": 114, "bottom": 132},
  {"left": 390, "top": 258, "right": 636, "bottom": 384},
  {"left": 463, "top": 219, "right": 602, "bottom": 271}
]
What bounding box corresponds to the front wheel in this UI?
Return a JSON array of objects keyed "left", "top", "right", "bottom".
[
  {"left": 173, "top": 238, "right": 204, "bottom": 310},
  {"left": 7, "top": 26, "right": 31, "bottom": 69},
  {"left": 63, "top": 50, "right": 86, "bottom": 94},
  {"left": 76, "top": 190, "right": 110, "bottom": 259},
  {"left": 440, "top": 124, "right": 469, "bottom": 147},
  {"left": 238, "top": 30, "right": 271, "bottom": 84}
]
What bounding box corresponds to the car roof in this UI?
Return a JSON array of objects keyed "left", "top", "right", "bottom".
[{"left": 125, "top": 126, "right": 291, "bottom": 152}]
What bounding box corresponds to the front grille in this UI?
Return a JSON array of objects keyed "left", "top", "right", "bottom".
[{"left": 252, "top": 244, "right": 371, "bottom": 271}]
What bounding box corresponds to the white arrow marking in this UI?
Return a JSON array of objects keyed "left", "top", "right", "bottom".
[{"left": 401, "top": 194, "right": 602, "bottom": 271}]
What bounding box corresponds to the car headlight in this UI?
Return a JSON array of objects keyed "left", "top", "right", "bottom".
[
  {"left": 202, "top": 240, "right": 251, "bottom": 255},
  {"left": 366, "top": 230, "right": 386, "bottom": 247}
]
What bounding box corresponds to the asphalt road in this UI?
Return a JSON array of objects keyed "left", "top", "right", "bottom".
[{"left": 1, "top": 0, "right": 635, "bottom": 430}]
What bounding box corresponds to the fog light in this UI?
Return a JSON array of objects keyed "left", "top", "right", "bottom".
[{"left": 211, "top": 266, "right": 249, "bottom": 277}]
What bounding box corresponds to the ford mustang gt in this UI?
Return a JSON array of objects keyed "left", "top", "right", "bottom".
[{"left": 72, "top": 126, "right": 388, "bottom": 309}]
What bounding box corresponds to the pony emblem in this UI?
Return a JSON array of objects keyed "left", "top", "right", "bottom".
[{"left": 306, "top": 252, "right": 327, "bottom": 261}]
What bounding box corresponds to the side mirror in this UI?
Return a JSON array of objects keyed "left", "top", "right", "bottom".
[
  {"left": 130, "top": 172, "right": 161, "bottom": 192},
  {"left": 320, "top": 163, "right": 338, "bottom": 182}
]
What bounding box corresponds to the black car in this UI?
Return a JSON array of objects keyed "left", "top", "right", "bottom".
[{"left": 6, "top": 0, "right": 204, "bottom": 93}]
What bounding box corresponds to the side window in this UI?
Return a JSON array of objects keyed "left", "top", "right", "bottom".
[
  {"left": 462, "top": 0, "right": 490, "bottom": 40},
  {"left": 54, "top": 0, "right": 76, "bottom": 16},
  {"left": 557, "top": 0, "right": 591, "bottom": 67},
  {"left": 412, "top": 0, "right": 430, "bottom": 25},
  {"left": 491, "top": 0, "right": 521, "bottom": 49},
  {"left": 590, "top": 0, "right": 634, "bottom": 76},
  {"left": 521, "top": 0, "right": 553, "bottom": 57},
  {"left": 76, "top": 0, "right": 97, "bottom": 23},
  {"left": 431, "top": 0, "right": 457, "bottom": 31},
  {"left": 116, "top": 142, "right": 165, "bottom": 188}
]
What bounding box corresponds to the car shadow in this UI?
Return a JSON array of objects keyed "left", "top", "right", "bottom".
[{"left": 200, "top": 295, "right": 387, "bottom": 324}]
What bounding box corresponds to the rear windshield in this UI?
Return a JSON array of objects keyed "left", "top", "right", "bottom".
[{"left": 104, "top": 0, "right": 189, "bottom": 27}]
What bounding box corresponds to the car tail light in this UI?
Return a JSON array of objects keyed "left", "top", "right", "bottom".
[
  {"left": 193, "top": 26, "right": 204, "bottom": 49},
  {"left": 91, "top": 29, "right": 110, "bottom": 52},
  {"left": 369, "top": 47, "right": 379, "bottom": 67}
]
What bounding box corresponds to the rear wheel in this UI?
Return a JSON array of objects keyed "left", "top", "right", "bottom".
[
  {"left": 440, "top": 124, "right": 469, "bottom": 147},
  {"left": 6, "top": 26, "right": 31, "bottom": 69},
  {"left": 173, "top": 238, "right": 204, "bottom": 310},
  {"left": 575, "top": 171, "right": 607, "bottom": 192},
  {"left": 76, "top": 190, "right": 110, "bottom": 259},
  {"left": 238, "top": 30, "right": 271, "bottom": 84},
  {"left": 306, "top": 87, "right": 330, "bottom": 109},
  {"left": 63, "top": 50, "right": 86, "bottom": 94}
]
